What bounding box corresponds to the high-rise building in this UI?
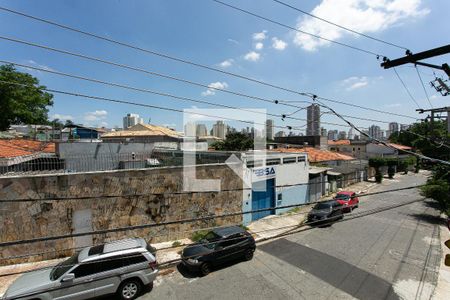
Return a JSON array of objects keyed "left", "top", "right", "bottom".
[
  {"left": 348, "top": 128, "right": 354, "bottom": 140},
  {"left": 184, "top": 122, "right": 196, "bottom": 136},
  {"left": 389, "top": 122, "right": 399, "bottom": 134},
  {"left": 327, "top": 130, "right": 338, "bottom": 141},
  {"left": 266, "top": 119, "right": 274, "bottom": 140},
  {"left": 368, "top": 125, "right": 381, "bottom": 140},
  {"left": 212, "top": 121, "right": 228, "bottom": 139},
  {"left": 275, "top": 131, "right": 285, "bottom": 137},
  {"left": 306, "top": 104, "right": 320, "bottom": 136},
  {"left": 123, "top": 113, "right": 144, "bottom": 129},
  {"left": 338, "top": 131, "right": 347, "bottom": 140},
  {"left": 400, "top": 124, "right": 410, "bottom": 131},
  {"left": 320, "top": 127, "right": 327, "bottom": 137},
  {"left": 196, "top": 124, "right": 208, "bottom": 137}
]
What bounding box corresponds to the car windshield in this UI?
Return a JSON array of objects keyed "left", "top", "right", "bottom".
[
  {"left": 335, "top": 194, "right": 350, "bottom": 200},
  {"left": 201, "top": 231, "right": 221, "bottom": 249},
  {"left": 314, "top": 203, "right": 332, "bottom": 210},
  {"left": 50, "top": 253, "right": 78, "bottom": 280}
]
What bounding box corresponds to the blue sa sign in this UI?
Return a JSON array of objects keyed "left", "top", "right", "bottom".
[{"left": 253, "top": 167, "right": 276, "bottom": 177}]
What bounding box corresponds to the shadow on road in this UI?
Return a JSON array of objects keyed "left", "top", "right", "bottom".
[
  {"left": 259, "top": 238, "right": 399, "bottom": 300},
  {"left": 176, "top": 257, "right": 249, "bottom": 279},
  {"left": 408, "top": 213, "right": 443, "bottom": 225}
]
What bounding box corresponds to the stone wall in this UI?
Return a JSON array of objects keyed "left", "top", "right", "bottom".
[{"left": 0, "top": 164, "right": 242, "bottom": 265}]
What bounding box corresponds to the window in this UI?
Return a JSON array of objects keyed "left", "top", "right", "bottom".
[
  {"left": 127, "top": 254, "right": 147, "bottom": 265},
  {"left": 283, "top": 157, "right": 296, "bottom": 164},
  {"left": 88, "top": 245, "right": 104, "bottom": 256},
  {"left": 72, "top": 261, "right": 103, "bottom": 278},
  {"left": 297, "top": 156, "right": 306, "bottom": 162},
  {"left": 266, "top": 158, "right": 280, "bottom": 166}
]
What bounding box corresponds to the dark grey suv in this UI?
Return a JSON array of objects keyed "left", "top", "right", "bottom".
[{"left": 3, "top": 238, "right": 158, "bottom": 300}]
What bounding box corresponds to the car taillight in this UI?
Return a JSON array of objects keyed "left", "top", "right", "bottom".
[{"left": 149, "top": 260, "right": 157, "bottom": 270}]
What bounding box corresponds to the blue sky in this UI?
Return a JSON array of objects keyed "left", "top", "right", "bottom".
[{"left": 0, "top": 0, "right": 449, "bottom": 134}]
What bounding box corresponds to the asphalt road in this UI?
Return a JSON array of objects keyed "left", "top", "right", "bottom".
[{"left": 140, "top": 173, "right": 442, "bottom": 300}]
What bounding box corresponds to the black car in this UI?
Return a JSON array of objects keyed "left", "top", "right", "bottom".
[
  {"left": 307, "top": 200, "right": 344, "bottom": 226},
  {"left": 181, "top": 226, "right": 256, "bottom": 276}
]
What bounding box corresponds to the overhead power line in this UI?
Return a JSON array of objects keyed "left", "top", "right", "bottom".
[
  {"left": 0, "top": 79, "right": 306, "bottom": 131},
  {"left": 212, "top": 0, "right": 383, "bottom": 57},
  {"left": 414, "top": 65, "right": 433, "bottom": 108},
  {"left": 0, "top": 185, "right": 426, "bottom": 248},
  {"left": 0, "top": 174, "right": 410, "bottom": 203},
  {"left": 0, "top": 6, "right": 417, "bottom": 120},
  {"left": 0, "top": 196, "right": 427, "bottom": 281},
  {"left": 0, "top": 69, "right": 346, "bottom": 130},
  {"left": 271, "top": 0, "right": 409, "bottom": 51},
  {"left": 0, "top": 36, "right": 397, "bottom": 126},
  {"left": 393, "top": 67, "right": 421, "bottom": 109},
  {"left": 315, "top": 98, "right": 450, "bottom": 166}
]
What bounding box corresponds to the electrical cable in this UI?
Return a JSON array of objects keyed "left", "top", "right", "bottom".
[
  {"left": 0, "top": 39, "right": 400, "bottom": 127},
  {"left": 271, "top": 0, "right": 409, "bottom": 51},
  {"left": 0, "top": 6, "right": 417, "bottom": 120},
  {"left": 393, "top": 67, "right": 421, "bottom": 109},
  {"left": 0, "top": 172, "right": 401, "bottom": 203},
  {"left": 314, "top": 98, "right": 450, "bottom": 166},
  {"left": 0, "top": 196, "right": 427, "bottom": 281},
  {"left": 414, "top": 65, "right": 433, "bottom": 108},
  {"left": 211, "top": 0, "right": 383, "bottom": 57},
  {"left": 0, "top": 185, "right": 426, "bottom": 248}
]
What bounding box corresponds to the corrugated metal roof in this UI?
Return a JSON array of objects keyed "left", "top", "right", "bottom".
[{"left": 102, "top": 123, "right": 181, "bottom": 138}]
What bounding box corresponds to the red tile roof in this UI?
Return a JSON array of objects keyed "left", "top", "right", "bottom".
[
  {"left": 386, "top": 143, "right": 412, "bottom": 151},
  {"left": 0, "top": 139, "right": 55, "bottom": 158},
  {"left": 272, "top": 147, "right": 355, "bottom": 162},
  {"left": 328, "top": 139, "right": 351, "bottom": 145}
]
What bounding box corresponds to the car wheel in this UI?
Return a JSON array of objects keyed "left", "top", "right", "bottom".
[
  {"left": 244, "top": 249, "right": 254, "bottom": 261},
  {"left": 200, "top": 262, "right": 211, "bottom": 276},
  {"left": 118, "top": 279, "right": 142, "bottom": 300}
]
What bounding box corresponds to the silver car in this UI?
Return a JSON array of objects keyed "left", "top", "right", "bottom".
[{"left": 3, "top": 237, "right": 158, "bottom": 300}]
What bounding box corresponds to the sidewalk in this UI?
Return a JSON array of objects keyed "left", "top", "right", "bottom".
[
  {"left": 248, "top": 179, "right": 377, "bottom": 241},
  {"left": 432, "top": 216, "right": 450, "bottom": 299}
]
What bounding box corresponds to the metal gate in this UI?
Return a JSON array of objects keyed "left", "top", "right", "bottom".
[{"left": 252, "top": 179, "right": 276, "bottom": 221}]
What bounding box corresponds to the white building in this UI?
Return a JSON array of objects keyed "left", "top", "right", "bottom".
[
  {"left": 212, "top": 121, "right": 228, "bottom": 139},
  {"left": 241, "top": 152, "right": 309, "bottom": 225},
  {"left": 123, "top": 113, "right": 144, "bottom": 129},
  {"left": 369, "top": 125, "right": 382, "bottom": 140}
]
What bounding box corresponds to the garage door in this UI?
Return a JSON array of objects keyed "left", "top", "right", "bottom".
[{"left": 252, "top": 179, "right": 275, "bottom": 221}]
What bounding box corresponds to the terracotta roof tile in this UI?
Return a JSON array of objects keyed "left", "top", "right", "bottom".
[
  {"left": 0, "top": 139, "right": 55, "bottom": 158},
  {"left": 328, "top": 140, "right": 351, "bottom": 145},
  {"left": 386, "top": 143, "right": 412, "bottom": 150},
  {"left": 273, "top": 147, "right": 355, "bottom": 162}
]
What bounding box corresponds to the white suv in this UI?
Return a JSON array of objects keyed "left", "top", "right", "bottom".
[{"left": 3, "top": 237, "right": 158, "bottom": 300}]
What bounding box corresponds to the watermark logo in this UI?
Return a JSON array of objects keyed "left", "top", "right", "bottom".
[{"left": 182, "top": 108, "right": 267, "bottom": 192}]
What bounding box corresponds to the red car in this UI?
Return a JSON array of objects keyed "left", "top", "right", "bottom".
[{"left": 334, "top": 191, "right": 359, "bottom": 212}]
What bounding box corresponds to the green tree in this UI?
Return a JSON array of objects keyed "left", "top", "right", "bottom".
[
  {"left": 211, "top": 132, "right": 254, "bottom": 151},
  {"left": 0, "top": 64, "right": 54, "bottom": 131}
]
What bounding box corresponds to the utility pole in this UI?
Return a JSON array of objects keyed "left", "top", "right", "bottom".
[
  {"left": 416, "top": 107, "right": 450, "bottom": 141},
  {"left": 381, "top": 44, "right": 450, "bottom": 77}
]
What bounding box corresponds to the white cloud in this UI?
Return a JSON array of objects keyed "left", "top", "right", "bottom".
[
  {"left": 341, "top": 76, "right": 369, "bottom": 91},
  {"left": 20, "top": 59, "right": 55, "bottom": 74},
  {"left": 84, "top": 110, "right": 108, "bottom": 122},
  {"left": 255, "top": 42, "right": 264, "bottom": 50},
  {"left": 252, "top": 30, "right": 268, "bottom": 41},
  {"left": 272, "top": 37, "right": 288, "bottom": 50},
  {"left": 201, "top": 81, "right": 229, "bottom": 96},
  {"left": 293, "top": 0, "right": 429, "bottom": 51},
  {"left": 227, "top": 38, "right": 239, "bottom": 44},
  {"left": 219, "top": 59, "right": 234, "bottom": 68},
  {"left": 244, "top": 51, "right": 261, "bottom": 62},
  {"left": 51, "top": 114, "right": 73, "bottom": 121}
]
